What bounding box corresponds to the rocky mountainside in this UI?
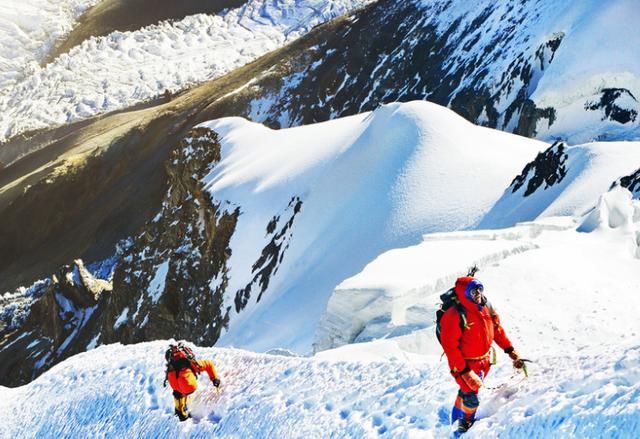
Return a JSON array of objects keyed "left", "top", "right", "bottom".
[
  {"left": 226, "top": 0, "right": 640, "bottom": 144},
  {"left": 0, "top": 127, "right": 232, "bottom": 384},
  {"left": 2, "top": 0, "right": 640, "bottom": 386}
]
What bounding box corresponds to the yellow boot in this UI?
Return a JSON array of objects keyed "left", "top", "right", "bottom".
[{"left": 173, "top": 391, "right": 191, "bottom": 421}]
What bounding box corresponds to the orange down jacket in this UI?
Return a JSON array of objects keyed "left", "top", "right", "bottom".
[
  {"left": 440, "top": 277, "right": 513, "bottom": 375},
  {"left": 167, "top": 359, "right": 218, "bottom": 395}
]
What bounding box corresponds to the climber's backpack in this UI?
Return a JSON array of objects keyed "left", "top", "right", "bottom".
[
  {"left": 164, "top": 342, "right": 199, "bottom": 386},
  {"left": 435, "top": 288, "right": 466, "bottom": 344},
  {"left": 435, "top": 288, "right": 497, "bottom": 345}
]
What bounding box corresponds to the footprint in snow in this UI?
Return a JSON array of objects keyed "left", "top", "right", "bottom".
[
  {"left": 437, "top": 406, "right": 450, "bottom": 426},
  {"left": 208, "top": 413, "right": 222, "bottom": 424}
]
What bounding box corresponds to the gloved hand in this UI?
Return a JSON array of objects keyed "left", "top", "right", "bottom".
[
  {"left": 506, "top": 348, "right": 525, "bottom": 369},
  {"left": 212, "top": 378, "right": 221, "bottom": 388},
  {"left": 460, "top": 369, "right": 483, "bottom": 392}
]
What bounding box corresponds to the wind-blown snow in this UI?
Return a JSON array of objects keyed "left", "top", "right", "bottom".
[
  {"left": 0, "top": 0, "right": 375, "bottom": 142},
  {"left": 3, "top": 203, "right": 640, "bottom": 437},
  {"left": 203, "top": 101, "right": 545, "bottom": 353}
]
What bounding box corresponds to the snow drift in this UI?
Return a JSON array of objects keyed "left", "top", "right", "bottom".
[{"left": 204, "top": 101, "right": 545, "bottom": 353}]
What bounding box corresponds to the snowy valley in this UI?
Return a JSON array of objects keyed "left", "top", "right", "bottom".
[{"left": 1, "top": 0, "right": 640, "bottom": 438}]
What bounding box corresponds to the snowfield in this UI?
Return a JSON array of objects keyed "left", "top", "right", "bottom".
[
  {"left": 196, "top": 101, "right": 640, "bottom": 357},
  {"left": 205, "top": 101, "right": 545, "bottom": 353},
  {"left": 2, "top": 189, "right": 639, "bottom": 437},
  {"left": 0, "top": 0, "right": 100, "bottom": 90}
]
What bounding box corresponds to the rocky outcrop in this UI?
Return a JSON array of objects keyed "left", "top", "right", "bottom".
[
  {"left": 0, "top": 127, "right": 237, "bottom": 386},
  {"left": 585, "top": 88, "right": 638, "bottom": 125},
  {"left": 618, "top": 168, "right": 640, "bottom": 199},
  {"left": 0, "top": 260, "right": 112, "bottom": 385},
  {"left": 510, "top": 141, "right": 568, "bottom": 197},
  {"left": 102, "top": 127, "right": 235, "bottom": 346}
]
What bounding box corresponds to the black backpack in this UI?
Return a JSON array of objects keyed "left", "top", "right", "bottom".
[
  {"left": 435, "top": 288, "right": 468, "bottom": 344},
  {"left": 163, "top": 342, "right": 199, "bottom": 386}
]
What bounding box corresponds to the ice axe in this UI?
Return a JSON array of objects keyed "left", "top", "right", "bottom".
[{"left": 518, "top": 359, "right": 534, "bottom": 377}]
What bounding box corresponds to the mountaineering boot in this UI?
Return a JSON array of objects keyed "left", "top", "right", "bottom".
[
  {"left": 173, "top": 391, "right": 191, "bottom": 421},
  {"left": 451, "top": 390, "right": 478, "bottom": 436},
  {"left": 457, "top": 418, "right": 474, "bottom": 433}
]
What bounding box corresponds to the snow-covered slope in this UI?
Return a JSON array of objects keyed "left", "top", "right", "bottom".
[
  {"left": 530, "top": 0, "right": 640, "bottom": 142},
  {"left": 3, "top": 190, "right": 639, "bottom": 437},
  {"left": 480, "top": 141, "right": 640, "bottom": 229},
  {"left": 0, "top": 0, "right": 374, "bottom": 142},
  {"left": 242, "top": 0, "right": 640, "bottom": 145},
  {"left": 427, "top": 0, "right": 640, "bottom": 143},
  {"left": 205, "top": 101, "right": 544, "bottom": 353},
  {"left": 0, "top": 0, "right": 100, "bottom": 90},
  {"left": 3, "top": 0, "right": 639, "bottom": 146}
]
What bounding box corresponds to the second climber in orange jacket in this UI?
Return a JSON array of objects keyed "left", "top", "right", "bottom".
[
  {"left": 165, "top": 342, "right": 221, "bottom": 421},
  {"left": 440, "top": 276, "right": 525, "bottom": 435}
]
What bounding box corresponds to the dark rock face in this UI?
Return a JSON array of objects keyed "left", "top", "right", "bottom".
[
  {"left": 511, "top": 141, "right": 568, "bottom": 197},
  {"left": 235, "top": 197, "right": 302, "bottom": 312},
  {"left": 0, "top": 260, "right": 112, "bottom": 385},
  {"left": 585, "top": 88, "right": 638, "bottom": 125},
  {"left": 0, "top": 127, "right": 237, "bottom": 386},
  {"left": 249, "top": 0, "right": 563, "bottom": 138},
  {"left": 104, "top": 127, "right": 234, "bottom": 347},
  {"left": 619, "top": 168, "right": 640, "bottom": 198}
]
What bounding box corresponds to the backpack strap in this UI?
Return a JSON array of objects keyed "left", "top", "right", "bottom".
[
  {"left": 486, "top": 301, "right": 497, "bottom": 324},
  {"left": 454, "top": 302, "right": 468, "bottom": 331}
]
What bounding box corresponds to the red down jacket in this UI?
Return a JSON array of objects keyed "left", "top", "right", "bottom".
[{"left": 440, "top": 276, "right": 513, "bottom": 376}]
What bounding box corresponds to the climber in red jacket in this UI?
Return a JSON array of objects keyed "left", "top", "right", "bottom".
[
  {"left": 164, "top": 342, "right": 221, "bottom": 421},
  {"left": 440, "top": 276, "right": 525, "bottom": 434}
]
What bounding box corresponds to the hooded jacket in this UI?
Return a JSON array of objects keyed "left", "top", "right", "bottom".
[
  {"left": 440, "top": 276, "right": 512, "bottom": 374},
  {"left": 167, "top": 359, "right": 218, "bottom": 395}
]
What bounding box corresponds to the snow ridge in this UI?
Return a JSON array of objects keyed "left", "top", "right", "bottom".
[{"left": 203, "top": 101, "right": 544, "bottom": 352}]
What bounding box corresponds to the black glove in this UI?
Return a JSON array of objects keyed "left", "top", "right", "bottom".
[
  {"left": 505, "top": 347, "right": 525, "bottom": 369},
  {"left": 212, "top": 378, "right": 221, "bottom": 388}
]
